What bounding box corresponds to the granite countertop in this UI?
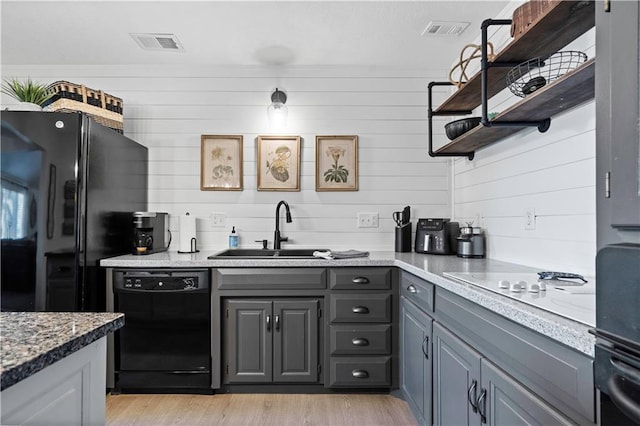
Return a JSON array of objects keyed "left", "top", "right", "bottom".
[
  {"left": 101, "top": 250, "right": 596, "bottom": 356},
  {"left": 0, "top": 312, "right": 124, "bottom": 390}
]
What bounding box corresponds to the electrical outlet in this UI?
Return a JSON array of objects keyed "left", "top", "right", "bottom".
[
  {"left": 524, "top": 208, "right": 536, "bottom": 230},
  {"left": 357, "top": 212, "right": 379, "bottom": 228},
  {"left": 211, "top": 212, "right": 226, "bottom": 228}
]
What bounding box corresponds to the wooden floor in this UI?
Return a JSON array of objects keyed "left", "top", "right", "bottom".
[{"left": 106, "top": 393, "right": 418, "bottom": 425}]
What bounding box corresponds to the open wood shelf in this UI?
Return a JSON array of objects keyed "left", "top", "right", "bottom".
[
  {"left": 435, "top": 58, "right": 594, "bottom": 155},
  {"left": 435, "top": 0, "right": 595, "bottom": 113}
]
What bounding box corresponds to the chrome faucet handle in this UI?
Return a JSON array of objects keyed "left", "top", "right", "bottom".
[{"left": 255, "top": 239, "right": 268, "bottom": 249}]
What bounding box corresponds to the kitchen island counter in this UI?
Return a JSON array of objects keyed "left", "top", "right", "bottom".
[
  {"left": 0, "top": 312, "right": 124, "bottom": 390},
  {"left": 101, "top": 251, "right": 595, "bottom": 356}
]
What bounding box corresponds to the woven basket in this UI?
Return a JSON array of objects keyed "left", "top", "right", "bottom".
[
  {"left": 42, "top": 81, "right": 124, "bottom": 133},
  {"left": 510, "top": 0, "right": 561, "bottom": 41}
]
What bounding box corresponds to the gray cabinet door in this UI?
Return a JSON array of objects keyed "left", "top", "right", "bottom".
[
  {"left": 224, "top": 299, "right": 272, "bottom": 383},
  {"left": 400, "top": 297, "right": 433, "bottom": 426},
  {"left": 273, "top": 299, "right": 319, "bottom": 383},
  {"left": 596, "top": 0, "right": 640, "bottom": 243},
  {"left": 433, "top": 322, "right": 482, "bottom": 426},
  {"left": 481, "top": 360, "right": 573, "bottom": 426}
]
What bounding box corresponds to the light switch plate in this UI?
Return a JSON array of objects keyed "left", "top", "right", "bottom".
[{"left": 211, "top": 212, "right": 226, "bottom": 227}]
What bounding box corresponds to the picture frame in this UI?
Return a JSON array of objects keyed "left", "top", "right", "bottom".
[
  {"left": 315, "top": 135, "right": 358, "bottom": 191},
  {"left": 200, "top": 135, "right": 243, "bottom": 191},
  {"left": 257, "top": 135, "right": 301, "bottom": 191}
]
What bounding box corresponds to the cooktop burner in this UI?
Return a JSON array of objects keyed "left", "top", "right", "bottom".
[{"left": 442, "top": 272, "right": 596, "bottom": 326}]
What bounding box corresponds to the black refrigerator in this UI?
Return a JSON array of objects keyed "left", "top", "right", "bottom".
[{"left": 1, "top": 111, "right": 148, "bottom": 312}]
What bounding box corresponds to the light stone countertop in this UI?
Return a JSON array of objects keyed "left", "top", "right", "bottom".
[
  {"left": 0, "top": 312, "right": 124, "bottom": 390},
  {"left": 101, "top": 250, "right": 596, "bottom": 356}
]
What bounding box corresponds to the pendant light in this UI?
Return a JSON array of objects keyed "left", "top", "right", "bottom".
[{"left": 267, "top": 88, "right": 288, "bottom": 129}]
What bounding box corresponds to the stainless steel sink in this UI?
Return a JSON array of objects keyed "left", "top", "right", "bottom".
[{"left": 208, "top": 248, "right": 328, "bottom": 259}]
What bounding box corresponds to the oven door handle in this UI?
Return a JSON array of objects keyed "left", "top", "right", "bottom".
[
  {"left": 608, "top": 374, "right": 640, "bottom": 423},
  {"left": 611, "top": 357, "right": 640, "bottom": 384}
]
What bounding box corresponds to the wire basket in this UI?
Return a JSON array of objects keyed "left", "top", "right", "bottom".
[{"left": 506, "top": 51, "right": 587, "bottom": 98}]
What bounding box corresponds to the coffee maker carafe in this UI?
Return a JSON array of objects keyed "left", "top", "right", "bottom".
[{"left": 132, "top": 212, "right": 170, "bottom": 255}]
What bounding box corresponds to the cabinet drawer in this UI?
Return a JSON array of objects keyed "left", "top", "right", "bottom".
[
  {"left": 330, "top": 293, "right": 391, "bottom": 323},
  {"left": 400, "top": 271, "right": 434, "bottom": 313},
  {"left": 329, "top": 356, "right": 391, "bottom": 387},
  {"left": 215, "top": 268, "right": 326, "bottom": 290},
  {"left": 330, "top": 325, "right": 391, "bottom": 355},
  {"left": 329, "top": 268, "right": 391, "bottom": 290}
]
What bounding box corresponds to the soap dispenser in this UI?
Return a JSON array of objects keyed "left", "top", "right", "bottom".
[{"left": 229, "top": 226, "right": 239, "bottom": 248}]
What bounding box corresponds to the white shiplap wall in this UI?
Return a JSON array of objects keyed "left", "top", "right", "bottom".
[
  {"left": 449, "top": 2, "right": 597, "bottom": 276},
  {"left": 2, "top": 65, "right": 453, "bottom": 252},
  {"left": 3, "top": 2, "right": 598, "bottom": 274}
]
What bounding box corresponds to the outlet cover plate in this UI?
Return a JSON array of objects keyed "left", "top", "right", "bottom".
[
  {"left": 357, "top": 212, "right": 379, "bottom": 228},
  {"left": 524, "top": 208, "right": 536, "bottom": 230}
]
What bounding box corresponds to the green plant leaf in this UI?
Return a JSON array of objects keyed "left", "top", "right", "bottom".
[{"left": 1, "top": 77, "right": 53, "bottom": 105}]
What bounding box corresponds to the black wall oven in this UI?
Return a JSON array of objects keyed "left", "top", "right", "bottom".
[
  {"left": 592, "top": 244, "right": 640, "bottom": 425},
  {"left": 113, "top": 269, "right": 211, "bottom": 393}
]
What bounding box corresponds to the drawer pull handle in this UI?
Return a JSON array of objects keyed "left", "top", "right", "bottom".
[
  {"left": 352, "top": 369, "right": 369, "bottom": 379},
  {"left": 407, "top": 285, "right": 417, "bottom": 293},
  {"left": 352, "top": 306, "right": 369, "bottom": 314},
  {"left": 352, "top": 277, "right": 370, "bottom": 284},
  {"left": 352, "top": 337, "right": 370, "bottom": 346}
]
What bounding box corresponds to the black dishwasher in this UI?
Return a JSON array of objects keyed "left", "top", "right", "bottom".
[{"left": 113, "top": 269, "right": 211, "bottom": 393}]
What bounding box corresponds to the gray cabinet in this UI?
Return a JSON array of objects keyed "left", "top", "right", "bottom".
[
  {"left": 596, "top": 0, "right": 640, "bottom": 246},
  {"left": 223, "top": 298, "right": 319, "bottom": 384},
  {"left": 433, "top": 289, "right": 593, "bottom": 425},
  {"left": 400, "top": 297, "right": 433, "bottom": 426},
  {"left": 399, "top": 270, "right": 435, "bottom": 426},
  {"left": 433, "top": 323, "right": 574, "bottom": 426},
  {"left": 481, "top": 360, "right": 575, "bottom": 426},
  {"left": 433, "top": 322, "right": 482, "bottom": 426},
  {"left": 327, "top": 267, "right": 396, "bottom": 389}
]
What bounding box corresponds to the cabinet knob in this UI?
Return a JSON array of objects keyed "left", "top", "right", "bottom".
[
  {"left": 351, "top": 276, "right": 370, "bottom": 284},
  {"left": 351, "top": 337, "right": 370, "bottom": 347},
  {"left": 407, "top": 285, "right": 417, "bottom": 293},
  {"left": 352, "top": 306, "right": 369, "bottom": 314},
  {"left": 351, "top": 369, "right": 369, "bottom": 379}
]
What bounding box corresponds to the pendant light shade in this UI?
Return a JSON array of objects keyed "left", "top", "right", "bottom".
[{"left": 267, "top": 88, "right": 288, "bottom": 129}]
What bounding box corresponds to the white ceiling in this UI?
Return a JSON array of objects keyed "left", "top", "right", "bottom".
[{"left": 1, "top": 0, "right": 510, "bottom": 70}]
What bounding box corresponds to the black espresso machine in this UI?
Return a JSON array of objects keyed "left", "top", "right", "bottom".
[{"left": 132, "top": 212, "right": 171, "bottom": 254}]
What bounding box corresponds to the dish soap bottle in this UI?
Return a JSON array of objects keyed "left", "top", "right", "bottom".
[{"left": 229, "top": 226, "right": 239, "bottom": 248}]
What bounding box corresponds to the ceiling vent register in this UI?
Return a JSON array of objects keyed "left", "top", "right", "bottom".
[
  {"left": 422, "top": 21, "right": 470, "bottom": 37},
  {"left": 130, "top": 33, "right": 184, "bottom": 51}
]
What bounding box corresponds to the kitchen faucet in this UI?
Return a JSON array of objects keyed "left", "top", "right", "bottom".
[{"left": 274, "top": 200, "right": 292, "bottom": 249}]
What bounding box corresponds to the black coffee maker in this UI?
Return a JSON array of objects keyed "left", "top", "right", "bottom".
[{"left": 132, "top": 212, "right": 170, "bottom": 255}]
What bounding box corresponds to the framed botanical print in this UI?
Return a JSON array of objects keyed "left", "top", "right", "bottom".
[
  {"left": 200, "top": 135, "right": 243, "bottom": 191},
  {"left": 257, "top": 135, "right": 301, "bottom": 191},
  {"left": 315, "top": 135, "right": 358, "bottom": 191}
]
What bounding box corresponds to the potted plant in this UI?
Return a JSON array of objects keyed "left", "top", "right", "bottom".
[{"left": 1, "top": 77, "right": 52, "bottom": 110}]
